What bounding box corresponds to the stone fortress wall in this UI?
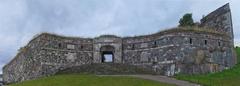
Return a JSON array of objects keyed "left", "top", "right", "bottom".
[{"left": 2, "top": 3, "right": 236, "bottom": 84}]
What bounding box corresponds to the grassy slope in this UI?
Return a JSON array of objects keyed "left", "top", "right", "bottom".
[
  {"left": 10, "top": 74, "right": 175, "bottom": 86},
  {"left": 236, "top": 47, "right": 240, "bottom": 63},
  {"left": 175, "top": 47, "right": 240, "bottom": 86}
]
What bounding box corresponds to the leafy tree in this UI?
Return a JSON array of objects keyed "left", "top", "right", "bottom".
[{"left": 179, "top": 13, "right": 194, "bottom": 27}]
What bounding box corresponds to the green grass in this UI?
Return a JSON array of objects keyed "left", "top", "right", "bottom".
[
  {"left": 10, "top": 74, "right": 175, "bottom": 86},
  {"left": 236, "top": 47, "right": 240, "bottom": 63},
  {"left": 175, "top": 47, "right": 240, "bottom": 86}
]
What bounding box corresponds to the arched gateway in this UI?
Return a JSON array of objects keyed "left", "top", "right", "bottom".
[
  {"left": 100, "top": 45, "right": 115, "bottom": 63},
  {"left": 93, "top": 35, "right": 122, "bottom": 63}
]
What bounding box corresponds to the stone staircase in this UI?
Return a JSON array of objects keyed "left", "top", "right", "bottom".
[{"left": 57, "top": 63, "right": 156, "bottom": 75}]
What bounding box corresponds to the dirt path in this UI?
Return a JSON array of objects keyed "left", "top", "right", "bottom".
[{"left": 99, "top": 75, "right": 200, "bottom": 86}]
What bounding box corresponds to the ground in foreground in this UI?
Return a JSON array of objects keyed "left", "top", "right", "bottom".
[{"left": 10, "top": 74, "right": 175, "bottom": 86}]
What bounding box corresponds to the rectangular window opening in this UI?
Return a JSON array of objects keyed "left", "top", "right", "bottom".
[
  {"left": 154, "top": 41, "right": 157, "bottom": 47},
  {"left": 205, "top": 40, "right": 208, "bottom": 45},
  {"left": 132, "top": 44, "right": 135, "bottom": 50},
  {"left": 190, "top": 38, "right": 192, "bottom": 44},
  {"left": 80, "top": 45, "right": 83, "bottom": 49}
]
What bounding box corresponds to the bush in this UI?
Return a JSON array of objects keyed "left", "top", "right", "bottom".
[{"left": 179, "top": 13, "right": 194, "bottom": 27}]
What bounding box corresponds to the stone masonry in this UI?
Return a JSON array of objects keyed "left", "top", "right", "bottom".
[{"left": 2, "top": 3, "right": 236, "bottom": 84}]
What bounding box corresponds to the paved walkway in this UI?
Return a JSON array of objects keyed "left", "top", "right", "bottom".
[{"left": 99, "top": 75, "right": 200, "bottom": 86}]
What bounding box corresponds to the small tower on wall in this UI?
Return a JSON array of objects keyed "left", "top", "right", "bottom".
[{"left": 200, "top": 3, "right": 234, "bottom": 45}]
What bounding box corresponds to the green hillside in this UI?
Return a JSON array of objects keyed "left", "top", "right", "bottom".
[
  {"left": 236, "top": 47, "right": 240, "bottom": 63},
  {"left": 175, "top": 47, "right": 240, "bottom": 86},
  {"left": 10, "top": 74, "right": 175, "bottom": 86}
]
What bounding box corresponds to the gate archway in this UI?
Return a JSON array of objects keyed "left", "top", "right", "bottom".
[{"left": 100, "top": 45, "right": 115, "bottom": 63}]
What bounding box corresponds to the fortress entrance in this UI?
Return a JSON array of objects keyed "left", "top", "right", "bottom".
[
  {"left": 102, "top": 51, "right": 113, "bottom": 62},
  {"left": 100, "top": 45, "right": 115, "bottom": 63},
  {"left": 93, "top": 35, "right": 122, "bottom": 63}
]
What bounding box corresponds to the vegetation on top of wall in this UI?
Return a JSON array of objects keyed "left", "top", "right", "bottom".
[
  {"left": 175, "top": 47, "right": 240, "bottom": 86},
  {"left": 37, "top": 32, "right": 93, "bottom": 39},
  {"left": 98, "top": 34, "right": 120, "bottom": 38},
  {"left": 178, "top": 26, "right": 228, "bottom": 36},
  {"left": 179, "top": 13, "right": 195, "bottom": 27},
  {"left": 26, "top": 25, "right": 230, "bottom": 42},
  {"left": 127, "top": 26, "right": 229, "bottom": 38}
]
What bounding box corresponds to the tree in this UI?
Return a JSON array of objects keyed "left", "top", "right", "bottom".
[{"left": 179, "top": 13, "right": 194, "bottom": 27}]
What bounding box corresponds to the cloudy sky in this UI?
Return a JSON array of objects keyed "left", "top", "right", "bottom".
[{"left": 0, "top": 0, "right": 239, "bottom": 74}]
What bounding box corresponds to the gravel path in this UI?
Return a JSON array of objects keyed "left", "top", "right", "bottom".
[{"left": 99, "top": 75, "right": 200, "bottom": 86}]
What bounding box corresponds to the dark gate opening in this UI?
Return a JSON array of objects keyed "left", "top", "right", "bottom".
[{"left": 102, "top": 51, "right": 114, "bottom": 63}]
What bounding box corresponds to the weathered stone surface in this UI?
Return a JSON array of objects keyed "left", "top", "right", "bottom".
[
  {"left": 2, "top": 3, "right": 236, "bottom": 84},
  {"left": 0, "top": 74, "right": 2, "bottom": 85},
  {"left": 200, "top": 3, "right": 234, "bottom": 44}
]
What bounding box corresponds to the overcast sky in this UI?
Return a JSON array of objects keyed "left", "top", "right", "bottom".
[{"left": 0, "top": 0, "right": 239, "bottom": 74}]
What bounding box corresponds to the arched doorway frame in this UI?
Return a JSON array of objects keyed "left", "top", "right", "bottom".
[{"left": 100, "top": 45, "right": 115, "bottom": 63}]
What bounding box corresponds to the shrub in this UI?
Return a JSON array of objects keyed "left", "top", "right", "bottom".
[{"left": 179, "top": 13, "right": 194, "bottom": 27}]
